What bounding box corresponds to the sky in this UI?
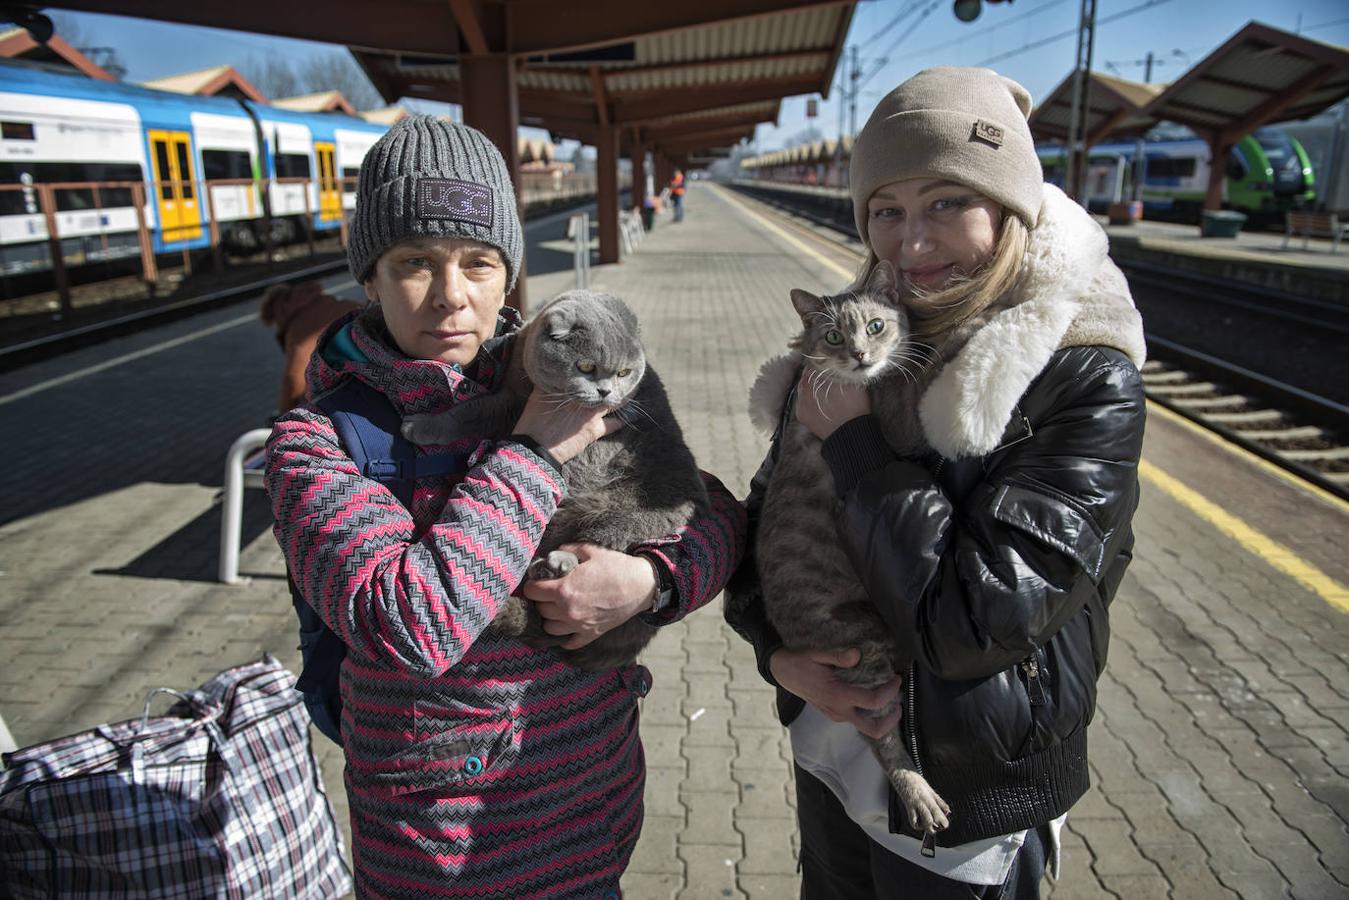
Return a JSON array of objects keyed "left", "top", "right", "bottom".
[{"left": 40, "top": 0, "right": 1349, "bottom": 152}]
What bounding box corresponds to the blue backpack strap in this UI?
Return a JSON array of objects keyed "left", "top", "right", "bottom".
[
  {"left": 317, "top": 378, "right": 469, "bottom": 505},
  {"left": 291, "top": 378, "right": 469, "bottom": 745}
]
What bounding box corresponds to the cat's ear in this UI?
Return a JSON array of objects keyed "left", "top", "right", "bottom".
[
  {"left": 865, "top": 260, "right": 901, "bottom": 306},
  {"left": 545, "top": 306, "right": 574, "bottom": 341},
  {"left": 790, "top": 289, "right": 824, "bottom": 320}
]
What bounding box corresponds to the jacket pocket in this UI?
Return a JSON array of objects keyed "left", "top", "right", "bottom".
[
  {"left": 363, "top": 702, "right": 516, "bottom": 797},
  {"left": 991, "top": 482, "right": 1106, "bottom": 581}
]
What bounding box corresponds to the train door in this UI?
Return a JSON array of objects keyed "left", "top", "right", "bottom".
[
  {"left": 148, "top": 129, "right": 203, "bottom": 243},
  {"left": 314, "top": 142, "right": 341, "bottom": 222}
]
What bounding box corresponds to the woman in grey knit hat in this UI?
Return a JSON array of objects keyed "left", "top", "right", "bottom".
[
  {"left": 267, "top": 116, "right": 745, "bottom": 897},
  {"left": 726, "top": 68, "right": 1148, "bottom": 898}
]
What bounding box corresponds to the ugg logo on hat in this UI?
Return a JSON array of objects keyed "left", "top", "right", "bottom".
[
  {"left": 971, "top": 120, "right": 1004, "bottom": 148},
  {"left": 415, "top": 177, "right": 494, "bottom": 228}
]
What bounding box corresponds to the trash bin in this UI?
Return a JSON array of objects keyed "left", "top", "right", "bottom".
[
  {"left": 1200, "top": 210, "right": 1246, "bottom": 238},
  {"left": 641, "top": 205, "right": 655, "bottom": 231}
]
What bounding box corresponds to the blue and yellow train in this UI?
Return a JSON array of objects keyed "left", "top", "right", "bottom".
[{"left": 0, "top": 58, "right": 389, "bottom": 275}]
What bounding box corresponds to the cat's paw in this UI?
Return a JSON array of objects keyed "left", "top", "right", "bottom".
[
  {"left": 893, "top": 770, "right": 952, "bottom": 834},
  {"left": 527, "top": 550, "right": 579, "bottom": 581}
]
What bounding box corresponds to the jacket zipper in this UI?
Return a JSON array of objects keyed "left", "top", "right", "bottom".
[
  {"left": 908, "top": 664, "right": 938, "bottom": 858},
  {"left": 1022, "top": 655, "right": 1046, "bottom": 706}
]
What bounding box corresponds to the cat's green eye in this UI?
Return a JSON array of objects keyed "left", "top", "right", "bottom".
[
  {"left": 824, "top": 329, "right": 844, "bottom": 346},
  {"left": 577, "top": 359, "right": 596, "bottom": 374},
  {"left": 866, "top": 319, "right": 885, "bottom": 335},
  {"left": 617, "top": 368, "right": 631, "bottom": 377}
]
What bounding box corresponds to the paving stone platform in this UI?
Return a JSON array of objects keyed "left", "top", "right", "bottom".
[{"left": 0, "top": 183, "right": 1345, "bottom": 899}]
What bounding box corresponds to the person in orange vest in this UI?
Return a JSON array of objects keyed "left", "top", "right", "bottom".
[{"left": 670, "top": 169, "right": 686, "bottom": 222}]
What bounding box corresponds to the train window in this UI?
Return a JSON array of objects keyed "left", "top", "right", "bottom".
[
  {"left": 275, "top": 153, "right": 311, "bottom": 179},
  {"left": 342, "top": 167, "right": 360, "bottom": 195},
  {"left": 202, "top": 149, "right": 251, "bottom": 181},
  {"left": 154, "top": 142, "right": 173, "bottom": 200},
  {"left": 174, "top": 142, "right": 195, "bottom": 199},
  {"left": 1, "top": 121, "right": 35, "bottom": 140},
  {"left": 1226, "top": 149, "right": 1248, "bottom": 180},
  {"left": 1145, "top": 157, "right": 1196, "bottom": 179},
  {"left": 0, "top": 161, "right": 143, "bottom": 212}
]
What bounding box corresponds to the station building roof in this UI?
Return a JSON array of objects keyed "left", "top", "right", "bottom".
[
  {"left": 0, "top": 27, "right": 114, "bottom": 80},
  {"left": 273, "top": 90, "right": 357, "bottom": 115},
  {"left": 358, "top": 105, "right": 409, "bottom": 125},
  {"left": 1139, "top": 22, "right": 1349, "bottom": 141},
  {"left": 140, "top": 64, "right": 268, "bottom": 103},
  {"left": 1028, "top": 72, "right": 1163, "bottom": 145}
]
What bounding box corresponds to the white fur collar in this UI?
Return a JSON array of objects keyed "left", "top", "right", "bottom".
[{"left": 918, "top": 183, "right": 1146, "bottom": 460}]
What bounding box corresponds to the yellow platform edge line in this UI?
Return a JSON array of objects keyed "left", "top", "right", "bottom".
[
  {"left": 1139, "top": 458, "right": 1349, "bottom": 614},
  {"left": 711, "top": 184, "right": 857, "bottom": 282}
]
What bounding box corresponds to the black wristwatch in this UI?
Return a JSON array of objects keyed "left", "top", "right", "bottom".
[{"left": 639, "top": 552, "right": 676, "bottom": 613}]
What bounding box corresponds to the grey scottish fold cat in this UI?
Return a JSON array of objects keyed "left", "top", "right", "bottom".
[
  {"left": 403, "top": 290, "right": 708, "bottom": 671},
  {"left": 748, "top": 260, "right": 951, "bottom": 840}
]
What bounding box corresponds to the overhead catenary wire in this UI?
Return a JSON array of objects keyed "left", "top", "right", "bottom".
[
  {"left": 901, "top": 0, "right": 1072, "bottom": 63},
  {"left": 856, "top": 1, "right": 926, "bottom": 51},
  {"left": 976, "top": 0, "right": 1179, "bottom": 67}
]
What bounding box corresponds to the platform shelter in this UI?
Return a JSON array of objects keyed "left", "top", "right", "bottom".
[{"left": 44, "top": 0, "right": 858, "bottom": 309}]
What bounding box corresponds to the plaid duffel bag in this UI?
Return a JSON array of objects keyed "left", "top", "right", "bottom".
[{"left": 0, "top": 655, "right": 351, "bottom": 898}]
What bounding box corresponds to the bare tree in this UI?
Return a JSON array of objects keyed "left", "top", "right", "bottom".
[
  {"left": 241, "top": 55, "right": 303, "bottom": 102},
  {"left": 296, "top": 51, "right": 383, "bottom": 110},
  {"left": 49, "top": 13, "right": 127, "bottom": 80}
]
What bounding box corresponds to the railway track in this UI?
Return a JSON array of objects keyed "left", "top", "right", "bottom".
[
  {"left": 0, "top": 257, "right": 348, "bottom": 373},
  {"left": 726, "top": 183, "right": 1349, "bottom": 502}
]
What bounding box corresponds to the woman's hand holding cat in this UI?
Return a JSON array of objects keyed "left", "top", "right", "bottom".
[
  {"left": 514, "top": 387, "right": 623, "bottom": 464},
  {"left": 769, "top": 648, "right": 904, "bottom": 740},
  {"left": 795, "top": 374, "right": 871, "bottom": 440},
  {"left": 524, "top": 543, "right": 656, "bottom": 649}
]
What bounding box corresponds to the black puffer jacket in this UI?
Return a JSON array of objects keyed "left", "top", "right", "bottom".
[{"left": 725, "top": 184, "right": 1148, "bottom": 846}]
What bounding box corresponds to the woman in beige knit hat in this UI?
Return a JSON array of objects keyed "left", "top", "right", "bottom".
[{"left": 726, "top": 67, "right": 1148, "bottom": 898}]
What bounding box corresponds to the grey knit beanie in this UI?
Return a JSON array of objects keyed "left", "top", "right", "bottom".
[
  {"left": 349, "top": 115, "right": 523, "bottom": 289},
  {"left": 850, "top": 67, "right": 1042, "bottom": 244}
]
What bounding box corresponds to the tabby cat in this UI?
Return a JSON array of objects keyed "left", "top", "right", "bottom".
[
  {"left": 403, "top": 290, "right": 708, "bottom": 670},
  {"left": 748, "top": 260, "right": 951, "bottom": 838}
]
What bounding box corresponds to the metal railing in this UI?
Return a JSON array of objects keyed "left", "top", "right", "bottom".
[
  {"left": 568, "top": 211, "right": 592, "bottom": 289},
  {"left": 1, "top": 172, "right": 610, "bottom": 316}
]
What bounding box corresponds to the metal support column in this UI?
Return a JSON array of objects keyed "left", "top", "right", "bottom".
[
  {"left": 461, "top": 53, "right": 528, "bottom": 311},
  {"left": 1065, "top": 0, "right": 1098, "bottom": 204},
  {"left": 596, "top": 125, "right": 620, "bottom": 264},
  {"left": 630, "top": 135, "right": 647, "bottom": 211}
]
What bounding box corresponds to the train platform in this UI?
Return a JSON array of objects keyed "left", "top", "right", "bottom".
[{"left": 1, "top": 182, "right": 1346, "bottom": 899}]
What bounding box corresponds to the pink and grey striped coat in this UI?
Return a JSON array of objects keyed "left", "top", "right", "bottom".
[{"left": 266, "top": 310, "right": 745, "bottom": 898}]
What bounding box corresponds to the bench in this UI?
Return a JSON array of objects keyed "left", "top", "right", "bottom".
[
  {"left": 218, "top": 428, "right": 273, "bottom": 584},
  {"left": 1283, "top": 211, "right": 1349, "bottom": 253}
]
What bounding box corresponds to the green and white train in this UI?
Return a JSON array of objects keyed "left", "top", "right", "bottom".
[{"left": 1038, "top": 127, "right": 1316, "bottom": 222}]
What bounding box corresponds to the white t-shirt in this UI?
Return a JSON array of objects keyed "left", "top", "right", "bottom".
[{"left": 790, "top": 704, "right": 1064, "bottom": 885}]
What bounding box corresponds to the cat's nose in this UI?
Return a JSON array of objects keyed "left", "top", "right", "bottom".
[
  {"left": 596, "top": 388, "right": 611, "bottom": 398},
  {"left": 852, "top": 352, "right": 866, "bottom": 362}
]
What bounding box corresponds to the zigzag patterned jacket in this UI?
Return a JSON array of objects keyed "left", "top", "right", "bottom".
[{"left": 266, "top": 308, "right": 745, "bottom": 898}]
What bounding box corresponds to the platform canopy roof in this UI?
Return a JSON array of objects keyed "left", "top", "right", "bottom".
[
  {"left": 351, "top": 1, "right": 853, "bottom": 161},
  {"left": 43, "top": 0, "right": 856, "bottom": 161},
  {"left": 141, "top": 64, "right": 268, "bottom": 103},
  {"left": 273, "top": 90, "right": 357, "bottom": 115},
  {"left": 1028, "top": 71, "right": 1164, "bottom": 145},
  {"left": 1138, "top": 22, "right": 1349, "bottom": 143},
  {"left": 0, "top": 26, "right": 114, "bottom": 79}
]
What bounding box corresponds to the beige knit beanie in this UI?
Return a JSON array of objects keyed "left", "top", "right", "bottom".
[{"left": 849, "top": 67, "right": 1042, "bottom": 244}]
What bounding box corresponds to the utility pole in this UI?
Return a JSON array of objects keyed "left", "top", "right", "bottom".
[
  {"left": 1064, "top": 0, "right": 1098, "bottom": 204},
  {"left": 1130, "top": 51, "right": 1153, "bottom": 203},
  {"left": 848, "top": 45, "right": 861, "bottom": 138},
  {"left": 837, "top": 48, "right": 848, "bottom": 141}
]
